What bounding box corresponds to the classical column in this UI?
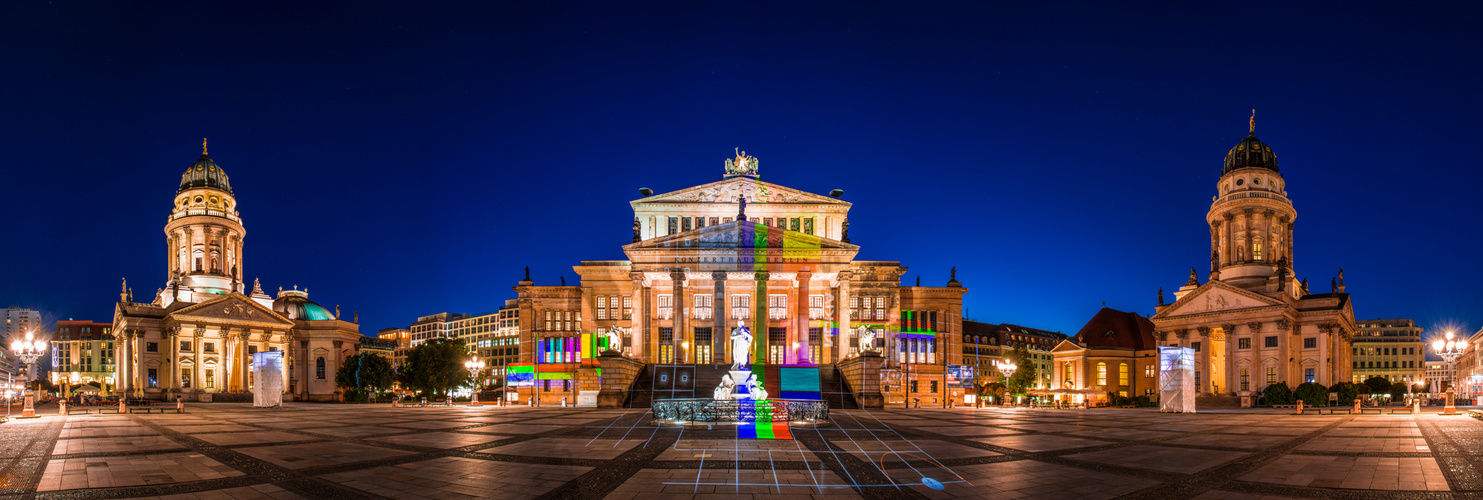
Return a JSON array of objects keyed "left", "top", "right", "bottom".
[
  {"left": 1222, "top": 213, "right": 1235, "bottom": 266},
  {"left": 670, "top": 269, "right": 686, "bottom": 364},
  {"left": 712, "top": 271, "right": 727, "bottom": 365},
  {"left": 630, "top": 273, "right": 647, "bottom": 359},
  {"left": 1222, "top": 324, "right": 1238, "bottom": 394},
  {"left": 1241, "top": 210, "right": 1253, "bottom": 263},
  {"left": 1197, "top": 327, "right": 1212, "bottom": 394},
  {"left": 1287, "top": 221, "right": 1296, "bottom": 270},
  {"left": 836, "top": 270, "right": 852, "bottom": 363},
  {"left": 796, "top": 270, "right": 812, "bottom": 364},
  {"left": 753, "top": 271, "right": 769, "bottom": 365}
]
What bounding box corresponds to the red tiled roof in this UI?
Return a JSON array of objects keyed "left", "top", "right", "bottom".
[{"left": 1072, "top": 307, "right": 1156, "bottom": 350}]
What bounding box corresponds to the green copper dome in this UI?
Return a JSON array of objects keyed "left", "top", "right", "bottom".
[
  {"left": 178, "top": 153, "right": 234, "bottom": 195},
  {"left": 272, "top": 291, "right": 336, "bottom": 321}
]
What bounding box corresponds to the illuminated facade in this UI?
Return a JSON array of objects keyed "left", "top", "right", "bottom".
[
  {"left": 507, "top": 151, "right": 968, "bottom": 406},
  {"left": 1152, "top": 118, "right": 1356, "bottom": 398},
  {"left": 1351, "top": 319, "right": 1424, "bottom": 385},
  {"left": 112, "top": 144, "right": 366, "bottom": 401},
  {"left": 49, "top": 320, "right": 115, "bottom": 395},
  {"left": 1051, "top": 308, "right": 1160, "bottom": 400}
]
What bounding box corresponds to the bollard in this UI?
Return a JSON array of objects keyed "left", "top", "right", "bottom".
[
  {"left": 561, "top": 397, "right": 567, "bottom": 408},
  {"left": 177, "top": 397, "right": 185, "bottom": 413},
  {"left": 59, "top": 400, "right": 67, "bottom": 416},
  {"left": 1295, "top": 400, "right": 1304, "bottom": 415},
  {"left": 527, "top": 397, "right": 533, "bottom": 407},
  {"left": 1354, "top": 399, "right": 1361, "bottom": 413},
  {"left": 119, "top": 399, "right": 127, "bottom": 414}
]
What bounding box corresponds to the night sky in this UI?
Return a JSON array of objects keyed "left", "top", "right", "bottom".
[{"left": 3, "top": 2, "right": 1480, "bottom": 341}]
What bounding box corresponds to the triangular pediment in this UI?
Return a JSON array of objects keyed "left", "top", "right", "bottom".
[
  {"left": 169, "top": 293, "right": 294, "bottom": 327},
  {"left": 624, "top": 220, "right": 859, "bottom": 252},
  {"left": 633, "top": 177, "right": 849, "bottom": 206},
  {"left": 1155, "top": 281, "right": 1285, "bottom": 319},
  {"left": 1052, "top": 339, "right": 1086, "bottom": 353}
]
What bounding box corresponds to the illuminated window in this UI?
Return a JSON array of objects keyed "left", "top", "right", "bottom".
[
  {"left": 1266, "top": 366, "right": 1276, "bottom": 385},
  {"left": 849, "top": 296, "right": 860, "bottom": 320},
  {"left": 1097, "top": 362, "right": 1107, "bottom": 386},
  {"left": 1241, "top": 368, "right": 1250, "bottom": 391},
  {"left": 874, "top": 297, "right": 886, "bottom": 321},
  {"left": 622, "top": 296, "right": 632, "bottom": 320},
  {"left": 1144, "top": 364, "right": 1155, "bottom": 378},
  {"left": 1119, "top": 363, "right": 1129, "bottom": 386},
  {"left": 693, "top": 294, "right": 712, "bottom": 320},
  {"left": 205, "top": 369, "right": 215, "bottom": 389},
  {"left": 1063, "top": 363, "right": 1073, "bottom": 387},
  {"left": 181, "top": 369, "right": 191, "bottom": 388},
  {"left": 596, "top": 297, "right": 607, "bottom": 320},
  {"left": 731, "top": 294, "right": 751, "bottom": 319},
  {"left": 768, "top": 295, "right": 787, "bottom": 319},
  {"left": 658, "top": 295, "right": 673, "bottom": 320},
  {"left": 1254, "top": 242, "right": 1262, "bottom": 260},
  {"left": 809, "top": 295, "right": 826, "bottom": 319},
  {"left": 1304, "top": 368, "right": 1315, "bottom": 383},
  {"left": 545, "top": 311, "right": 553, "bottom": 331}
]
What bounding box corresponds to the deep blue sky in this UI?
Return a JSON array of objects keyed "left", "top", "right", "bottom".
[{"left": 2, "top": 2, "right": 1479, "bottom": 340}]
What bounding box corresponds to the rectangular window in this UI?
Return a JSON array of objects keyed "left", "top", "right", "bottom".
[
  {"left": 205, "top": 370, "right": 215, "bottom": 389},
  {"left": 658, "top": 294, "right": 674, "bottom": 320},
  {"left": 693, "top": 294, "right": 713, "bottom": 320},
  {"left": 849, "top": 296, "right": 860, "bottom": 320},
  {"left": 1195, "top": 371, "right": 1201, "bottom": 390},
  {"left": 622, "top": 296, "right": 633, "bottom": 319},
  {"left": 694, "top": 216, "right": 704, "bottom": 229},
  {"left": 1240, "top": 368, "right": 1249, "bottom": 391},
  {"left": 709, "top": 217, "right": 719, "bottom": 226},
  {"left": 682, "top": 217, "right": 692, "bottom": 232},
  {"left": 809, "top": 295, "right": 826, "bottom": 319},
  {"left": 1264, "top": 336, "right": 1278, "bottom": 348},
  {"left": 180, "top": 341, "right": 192, "bottom": 352},
  {"left": 1119, "top": 363, "right": 1129, "bottom": 386},
  {"left": 181, "top": 369, "right": 192, "bottom": 388},
  {"left": 731, "top": 294, "right": 750, "bottom": 319},
  {"left": 659, "top": 327, "right": 674, "bottom": 342},
  {"left": 768, "top": 327, "right": 787, "bottom": 343},
  {"left": 148, "top": 368, "right": 158, "bottom": 388},
  {"left": 1266, "top": 366, "right": 1276, "bottom": 385},
  {"left": 722, "top": 217, "right": 732, "bottom": 223},
  {"left": 694, "top": 327, "right": 712, "bottom": 343},
  {"left": 803, "top": 218, "right": 814, "bottom": 235},
  {"left": 1304, "top": 368, "right": 1315, "bottom": 383},
  {"left": 768, "top": 294, "right": 787, "bottom": 319},
  {"left": 1303, "top": 337, "right": 1317, "bottom": 349},
  {"left": 1192, "top": 342, "right": 1201, "bottom": 353},
  {"left": 764, "top": 217, "right": 773, "bottom": 227},
  {"left": 1145, "top": 364, "right": 1155, "bottom": 378},
  {"left": 667, "top": 217, "right": 678, "bottom": 235},
  {"left": 204, "top": 342, "right": 216, "bottom": 353},
  {"left": 875, "top": 297, "right": 886, "bottom": 321},
  {"left": 911, "top": 380, "right": 919, "bottom": 393},
  {"left": 930, "top": 380, "right": 938, "bottom": 393},
  {"left": 769, "top": 344, "right": 786, "bottom": 364},
  {"left": 545, "top": 311, "right": 553, "bottom": 331},
  {"left": 1238, "top": 338, "right": 1251, "bottom": 349},
  {"left": 596, "top": 297, "right": 607, "bottom": 320},
  {"left": 808, "top": 327, "right": 822, "bottom": 343},
  {"left": 1097, "top": 363, "right": 1107, "bottom": 386},
  {"left": 790, "top": 218, "right": 800, "bottom": 232}
]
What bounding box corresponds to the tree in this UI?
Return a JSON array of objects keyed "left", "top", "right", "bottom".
[
  {"left": 1262, "top": 382, "right": 1294, "bottom": 405},
  {"left": 1295, "top": 382, "right": 1328, "bottom": 406},
  {"left": 971, "top": 380, "right": 1007, "bottom": 407},
  {"left": 1329, "top": 382, "right": 1360, "bottom": 405},
  {"left": 336, "top": 353, "right": 395, "bottom": 401},
  {"left": 1362, "top": 376, "right": 1391, "bottom": 395},
  {"left": 397, "top": 337, "right": 470, "bottom": 398},
  {"left": 1005, "top": 344, "right": 1038, "bottom": 394}
]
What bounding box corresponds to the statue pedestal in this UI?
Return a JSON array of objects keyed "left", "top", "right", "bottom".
[{"left": 596, "top": 354, "right": 643, "bottom": 408}]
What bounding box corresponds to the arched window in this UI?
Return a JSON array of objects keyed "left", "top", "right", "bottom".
[
  {"left": 1119, "top": 363, "right": 1129, "bottom": 386},
  {"left": 1096, "top": 362, "right": 1107, "bottom": 386},
  {"left": 316, "top": 357, "right": 326, "bottom": 379},
  {"left": 1063, "top": 363, "right": 1073, "bottom": 387}
]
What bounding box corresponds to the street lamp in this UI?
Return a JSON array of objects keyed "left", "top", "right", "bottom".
[
  {"left": 1432, "top": 331, "right": 1464, "bottom": 415},
  {"left": 464, "top": 359, "right": 485, "bottom": 406},
  {"left": 9, "top": 330, "right": 47, "bottom": 418},
  {"left": 996, "top": 360, "right": 1018, "bottom": 406}
]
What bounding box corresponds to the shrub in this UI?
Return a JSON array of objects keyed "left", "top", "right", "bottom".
[
  {"left": 1295, "top": 382, "right": 1328, "bottom": 406},
  {"left": 1135, "top": 395, "right": 1151, "bottom": 407},
  {"left": 1329, "top": 382, "right": 1360, "bottom": 405},
  {"left": 1262, "top": 382, "right": 1294, "bottom": 405},
  {"left": 1362, "top": 376, "right": 1391, "bottom": 394}
]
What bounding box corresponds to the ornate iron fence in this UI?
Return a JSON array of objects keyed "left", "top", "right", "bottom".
[{"left": 652, "top": 398, "right": 829, "bottom": 423}]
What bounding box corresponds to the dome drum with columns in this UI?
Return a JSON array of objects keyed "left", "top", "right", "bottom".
[
  {"left": 112, "top": 141, "right": 364, "bottom": 402},
  {"left": 1206, "top": 121, "right": 1297, "bottom": 289}
]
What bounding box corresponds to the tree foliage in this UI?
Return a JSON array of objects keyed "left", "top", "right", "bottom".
[
  {"left": 1294, "top": 382, "right": 1328, "bottom": 406},
  {"left": 397, "top": 338, "right": 471, "bottom": 397},
  {"left": 1362, "top": 376, "right": 1391, "bottom": 394},
  {"left": 335, "top": 353, "right": 396, "bottom": 394},
  {"left": 1262, "top": 382, "right": 1294, "bottom": 405},
  {"left": 1329, "top": 382, "right": 1360, "bottom": 405},
  {"left": 1005, "top": 344, "right": 1038, "bottom": 393}
]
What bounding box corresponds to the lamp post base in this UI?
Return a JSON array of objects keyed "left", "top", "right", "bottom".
[{"left": 19, "top": 394, "right": 37, "bottom": 418}]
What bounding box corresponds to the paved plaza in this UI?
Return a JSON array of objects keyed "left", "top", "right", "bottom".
[{"left": 1, "top": 404, "right": 1480, "bottom": 499}]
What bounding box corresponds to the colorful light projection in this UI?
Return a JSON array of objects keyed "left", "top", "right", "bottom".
[
  {"left": 778, "top": 367, "right": 821, "bottom": 400},
  {"left": 737, "top": 422, "right": 794, "bottom": 440},
  {"left": 536, "top": 333, "right": 615, "bottom": 364}
]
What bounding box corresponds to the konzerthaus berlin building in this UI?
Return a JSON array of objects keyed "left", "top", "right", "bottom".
[
  {"left": 507, "top": 151, "right": 968, "bottom": 407},
  {"left": 1152, "top": 118, "right": 1356, "bottom": 399},
  {"left": 111, "top": 143, "right": 365, "bottom": 402}
]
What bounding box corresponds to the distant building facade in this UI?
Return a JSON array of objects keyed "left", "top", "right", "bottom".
[
  {"left": 376, "top": 328, "right": 410, "bottom": 368},
  {"left": 1351, "top": 319, "right": 1424, "bottom": 385},
  {"left": 49, "top": 320, "right": 115, "bottom": 394},
  {"left": 1052, "top": 308, "right": 1160, "bottom": 400},
  {"left": 3, "top": 307, "right": 45, "bottom": 380}
]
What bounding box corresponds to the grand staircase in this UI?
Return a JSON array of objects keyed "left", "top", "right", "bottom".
[{"left": 819, "top": 364, "right": 858, "bottom": 410}]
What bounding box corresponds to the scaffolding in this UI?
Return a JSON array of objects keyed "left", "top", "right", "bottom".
[
  {"left": 252, "top": 351, "right": 284, "bottom": 408},
  {"left": 1158, "top": 346, "right": 1196, "bottom": 413}
]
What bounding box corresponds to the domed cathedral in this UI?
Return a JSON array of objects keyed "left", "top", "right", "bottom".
[
  {"left": 508, "top": 149, "right": 969, "bottom": 408},
  {"left": 111, "top": 140, "right": 366, "bottom": 402},
  {"left": 1152, "top": 114, "right": 1356, "bottom": 403}
]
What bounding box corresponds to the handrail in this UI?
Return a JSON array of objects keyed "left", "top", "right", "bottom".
[{"left": 652, "top": 398, "right": 829, "bottom": 423}]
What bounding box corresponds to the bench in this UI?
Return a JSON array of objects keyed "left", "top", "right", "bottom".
[
  {"left": 65, "top": 408, "right": 92, "bottom": 415},
  {"left": 1390, "top": 408, "right": 1415, "bottom": 414},
  {"left": 1328, "top": 408, "right": 1353, "bottom": 414},
  {"left": 96, "top": 408, "right": 120, "bottom": 414},
  {"left": 1301, "top": 408, "right": 1324, "bottom": 414},
  {"left": 1272, "top": 404, "right": 1296, "bottom": 409},
  {"left": 1360, "top": 408, "right": 1384, "bottom": 414}
]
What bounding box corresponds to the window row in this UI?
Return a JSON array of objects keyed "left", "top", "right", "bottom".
[{"left": 1356, "top": 360, "right": 1417, "bottom": 369}]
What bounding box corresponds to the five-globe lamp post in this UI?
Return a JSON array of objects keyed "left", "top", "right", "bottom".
[
  {"left": 1431, "top": 331, "right": 1464, "bottom": 415},
  {"left": 464, "top": 359, "right": 485, "bottom": 406},
  {"left": 9, "top": 330, "right": 47, "bottom": 418},
  {"left": 995, "top": 360, "right": 1018, "bottom": 406}
]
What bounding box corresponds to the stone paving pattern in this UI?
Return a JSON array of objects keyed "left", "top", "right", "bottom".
[{"left": 0, "top": 404, "right": 1478, "bottom": 499}]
